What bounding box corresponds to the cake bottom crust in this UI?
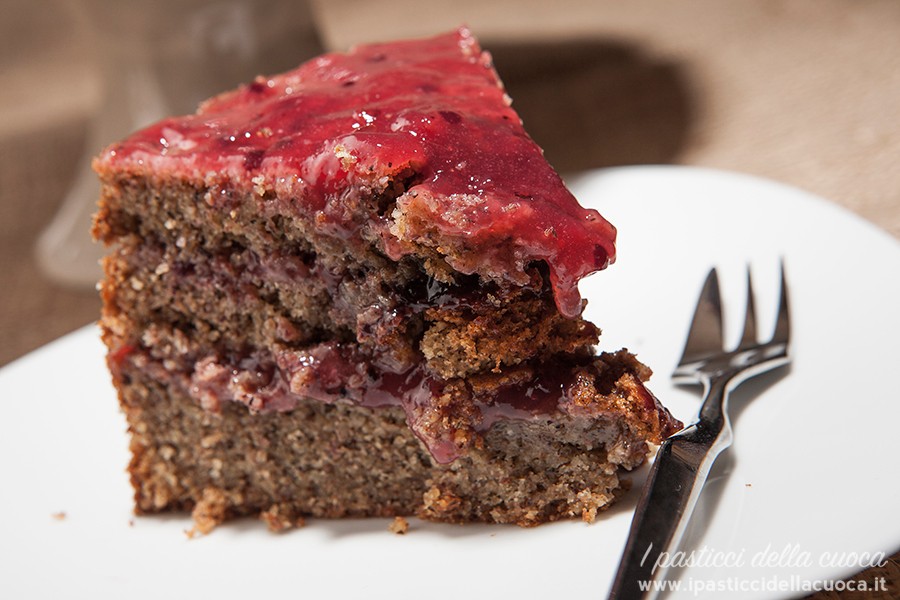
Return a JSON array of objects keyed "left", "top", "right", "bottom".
[{"left": 118, "top": 364, "right": 652, "bottom": 533}]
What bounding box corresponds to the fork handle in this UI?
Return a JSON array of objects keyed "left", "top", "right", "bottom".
[{"left": 608, "top": 382, "right": 733, "bottom": 599}]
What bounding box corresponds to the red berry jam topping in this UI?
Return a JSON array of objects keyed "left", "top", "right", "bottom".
[{"left": 97, "top": 28, "right": 617, "bottom": 318}]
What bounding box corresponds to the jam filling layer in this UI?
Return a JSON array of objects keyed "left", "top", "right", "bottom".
[{"left": 110, "top": 341, "right": 680, "bottom": 464}]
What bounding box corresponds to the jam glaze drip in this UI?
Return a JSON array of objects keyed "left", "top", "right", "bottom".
[{"left": 95, "top": 27, "right": 617, "bottom": 319}]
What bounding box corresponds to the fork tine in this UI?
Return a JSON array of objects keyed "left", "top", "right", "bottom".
[
  {"left": 737, "top": 267, "right": 758, "bottom": 350},
  {"left": 771, "top": 260, "right": 791, "bottom": 344},
  {"left": 677, "top": 268, "right": 724, "bottom": 366}
]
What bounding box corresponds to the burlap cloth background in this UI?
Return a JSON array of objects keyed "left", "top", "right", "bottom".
[{"left": 1, "top": 1, "right": 897, "bottom": 596}]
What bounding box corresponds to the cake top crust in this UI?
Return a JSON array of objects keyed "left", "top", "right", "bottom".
[{"left": 96, "top": 28, "right": 617, "bottom": 317}]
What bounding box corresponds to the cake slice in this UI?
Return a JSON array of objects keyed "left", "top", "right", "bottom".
[{"left": 92, "top": 28, "right": 681, "bottom": 533}]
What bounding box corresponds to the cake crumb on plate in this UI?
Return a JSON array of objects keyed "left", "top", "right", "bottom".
[{"left": 389, "top": 516, "right": 410, "bottom": 534}]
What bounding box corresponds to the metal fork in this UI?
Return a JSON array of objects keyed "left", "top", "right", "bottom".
[{"left": 608, "top": 264, "right": 791, "bottom": 599}]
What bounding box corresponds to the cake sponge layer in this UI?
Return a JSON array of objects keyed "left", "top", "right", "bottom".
[{"left": 116, "top": 353, "right": 653, "bottom": 531}]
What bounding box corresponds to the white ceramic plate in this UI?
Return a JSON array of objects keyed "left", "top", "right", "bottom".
[{"left": 1, "top": 166, "right": 898, "bottom": 599}]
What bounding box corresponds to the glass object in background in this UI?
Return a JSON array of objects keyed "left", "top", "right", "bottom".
[{"left": 37, "top": 0, "right": 321, "bottom": 288}]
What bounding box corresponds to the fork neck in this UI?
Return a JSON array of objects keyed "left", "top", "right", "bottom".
[{"left": 697, "top": 376, "right": 734, "bottom": 439}]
